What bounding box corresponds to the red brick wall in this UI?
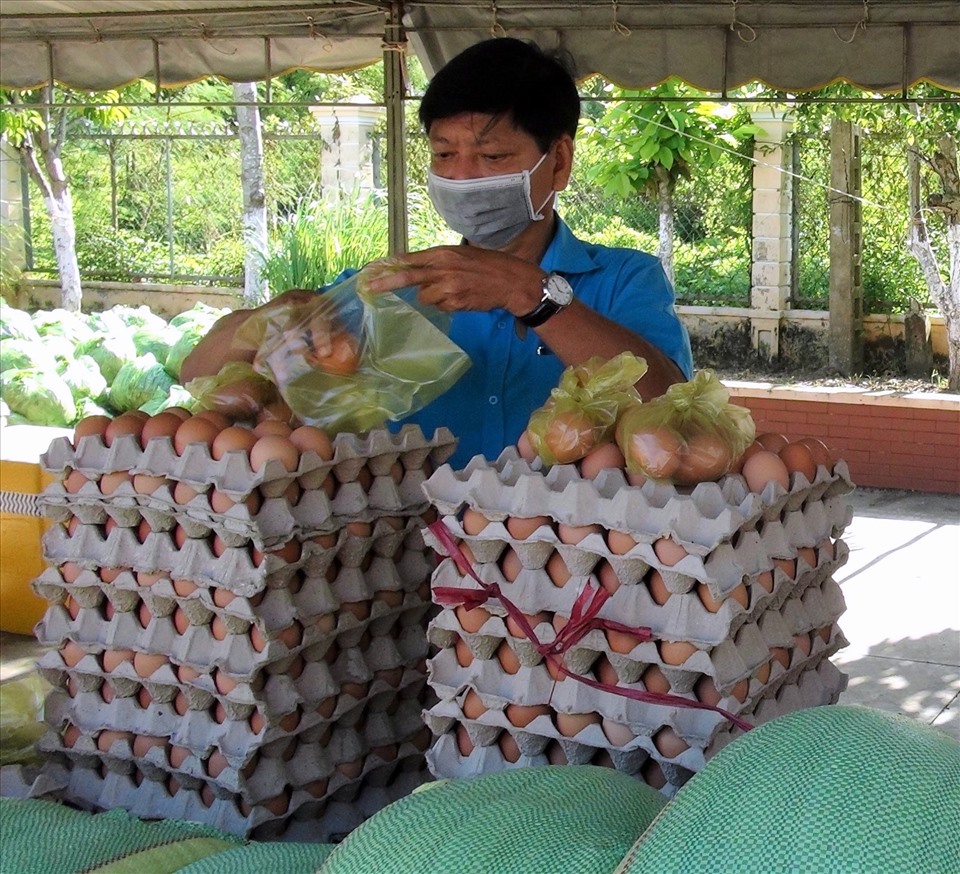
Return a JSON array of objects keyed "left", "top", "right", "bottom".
[{"left": 725, "top": 384, "right": 960, "bottom": 495}]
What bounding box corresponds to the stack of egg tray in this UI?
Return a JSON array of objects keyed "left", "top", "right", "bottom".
[
  {"left": 28, "top": 424, "right": 455, "bottom": 841},
  {"left": 421, "top": 446, "right": 854, "bottom": 798}
]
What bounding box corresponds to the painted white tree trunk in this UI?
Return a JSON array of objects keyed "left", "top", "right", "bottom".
[
  {"left": 656, "top": 167, "right": 675, "bottom": 286},
  {"left": 233, "top": 82, "right": 268, "bottom": 306},
  {"left": 906, "top": 135, "right": 960, "bottom": 391}
]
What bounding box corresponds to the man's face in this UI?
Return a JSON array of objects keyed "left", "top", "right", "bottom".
[{"left": 428, "top": 112, "right": 555, "bottom": 206}]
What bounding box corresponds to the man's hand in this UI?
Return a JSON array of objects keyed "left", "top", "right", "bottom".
[{"left": 361, "top": 246, "right": 545, "bottom": 318}]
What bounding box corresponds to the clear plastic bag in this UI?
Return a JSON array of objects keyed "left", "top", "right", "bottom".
[
  {"left": 526, "top": 352, "right": 648, "bottom": 465},
  {"left": 615, "top": 369, "right": 756, "bottom": 484},
  {"left": 185, "top": 360, "right": 283, "bottom": 421},
  {"left": 233, "top": 264, "right": 471, "bottom": 434},
  {"left": 0, "top": 670, "right": 48, "bottom": 766}
]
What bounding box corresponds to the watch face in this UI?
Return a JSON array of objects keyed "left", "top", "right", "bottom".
[{"left": 545, "top": 274, "right": 574, "bottom": 307}]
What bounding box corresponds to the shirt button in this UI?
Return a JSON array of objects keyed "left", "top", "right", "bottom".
[
  {"left": 496, "top": 320, "right": 506, "bottom": 329},
  {"left": 488, "top": 395, "right": 498, "bottom": 405}
]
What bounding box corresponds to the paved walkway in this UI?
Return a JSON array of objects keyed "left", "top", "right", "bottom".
[{"left": 833, "top": 487, "right": 959, "bottom": 738}]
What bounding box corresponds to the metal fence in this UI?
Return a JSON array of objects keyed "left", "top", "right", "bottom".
[{"left": 16, "top": 101, "right": 946, "bottom": 314}]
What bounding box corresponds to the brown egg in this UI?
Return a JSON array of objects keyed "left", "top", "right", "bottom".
[
  {"left": 455, "top": 724, "right": 475, "bottom": 757},
  {"left": 779, "top": 442, "right": 817, "bottom": 483},
  {"left": 545, "top": 741, "right": 568, "bottom": 765},
  {"left": 98, "top": 471, "right": 131, "bottom": 496},
  {"left": 252, "top": 419, "right": 292, "bottom": 439},
  {"left": 754, "top": 659, "right": 772, "bottom": 684},
  {"left": 210, "top": 615, "right": 229, "bottom": 641},
  {"left": 173, "top": 691, "right": 190, "bottom": 716},
  {"left": 249, "top": 435, "right": 299, "bottom": 472},
  {"left": 545, "top": 551, "right": 572, "bottom": 587},
  {"left": 606, "top": 529, "right": 637, "bottom": 555},
  {"left": 73, "top": 415, "right": 111, "bottom": 446},
  {"left": 498, "top": 731, "right": 522, "bottom": 763},
  {"left": 647, "top": 569, "right": 672, "bottom": 605},
  {"left": 214, "top": 669, "right": 238, "bottom": 695},
  {"left": 455, "top": 604, "right": 490, "bottom": 634},
  {"left": 104, "top": 413, "right": 146, "bottom": 446},
  {"left": 132, "top": 473, "right": 169, "bottom": 495},
  {"left": 133, "top": 651, "right": 167, "bottom": 678},
  {"left": 132, "top": 734, "right": 166, "bottom": 758},
  {"left": 506, "top": 610, "right": 551, "bottom": 639},
  {"left": 642, "top": 759, "right": 668, "bottom": 789},
  {"left": 653, "top": 726, "right": 689, "bottom": 758},
  {"left": 194, "top": 410, "right": 232, "bottom": 430},
  {"left": 641, "top": 664, "right": 672, "bottom": 694},
  {"left": 659, "top": 639, "right": 699, "bottom": 666},
  {"left": 742, "top": 450, "right": 791, "bottom": 494},
  {"left": 453, "top": 636, "right": 474, "bottom": 667},
  {"left": 555, "top": 711, "right": 600, "bottom": 738},
  {"left": 601, "top": 717, "right": 635, "bottom": 747},
  {"left": 756, "top": 432, "right": 789, "bottom": 452},
  {"left": 796, "top": 546, "right": 818, "bottom": 572},
  {"left": 62, "top": 723, "right": 83, "bottom": 749},
  {"left": 595, "top": 560, "right": 621, "bottom": 596},
  {"left": 819, "top": 538, "right": 836, "bottom": 561},
  {"left": 211, "top": 425, "right": 258, "bottom": 460},
  {"left": 61, "top": 561, "right": 83, "bottom": 584},
  {"left": 63, "top": 470, "right": 90, "bottom": 494},
  {"left": 543, "top": 409, "right": 597, "bottom": 463},
  {"left": 249, "top": 710, "right": 266, "bottom": 734},
  {"left": 653, "top": 537, "right": 687, "bottom": 567},
  {"left": 694, "top": 674, "right": 722, "bottom": 705},
  {"left": 798, "top": 437, "right": 835, "bottom": 472},
  {"left": 676, "top": 431, "right": 733, "bottom": 483},
  {"left": 97, "top": 729, "right": 132, "bottom": 753},
  {"left": 137, "top": 686, "right": 153, "bottom": 709},
  {"left": 277, "top": 621, "right": 302, "bottom": 649},
  {"left": 505, "top": 515, "right": 550, "bottom": 539},
  {"left": 754, "top": 570, "right": 775, "bottom": 593},
  {"left": 173, "top": 416, "right": 221, "bottom": 456},
  {"left": 100, "top": 648, "right": 134, "bottom": 673},
  {"left": 61, "top": 640, "right": 86, "bottom": 667},
  {"left": 499, "top": 547, "right": 523, "bottom": 582},
  {"left": 621, "top": 426, "right": 682, "bottom": 479},
  {"left": 606, "top": 628, "right": 645, "bottom": 655},
  {"left": 793, "top": 632, "right": 813, "bottom": 657},
  {"left": 773, "top": 557, "right": 797, "bottom": 580},
  {"left": 593, "top": 655, "right": 620, "bottom": 687},
  {"left": 460, "top": 507, "right": 490, "bottom": 535},
  {"left": 557, "top": 522, "right": 602, "bottom": 545},
  {"left": 697, "top": 582, "right": 749, "bottom": 613},
  {"left": 137, "top": 600, "right": 153, "bottom": 628},
  {"left": 140, "top": 411, "right": 185, "bottom": 448},
  {"left": 461, "top": 689, "right": 487, "bottom": 720},
  {"left": 579, "top": 441, "right": 626, "bottom": 479},
  {"left": 496, "top": 641, "right": 522, "bottom": 674},
  {"left": 516, "top": 430, "right": 537, "bottom": 461},
  {"left": 505, "top": 703, "right": 551, "bottom": 729}
]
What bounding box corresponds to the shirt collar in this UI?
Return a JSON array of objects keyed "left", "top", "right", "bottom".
[{"left": 540, "top": 216, "right": 601, "bottom": 276}]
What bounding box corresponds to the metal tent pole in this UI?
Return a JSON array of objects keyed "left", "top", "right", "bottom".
[{"left": 384, "top": 1, "right": 409, "bottom": 256}]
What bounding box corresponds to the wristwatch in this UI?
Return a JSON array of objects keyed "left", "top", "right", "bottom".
[{"left": 518, "top": 273, "right": 574, "bottom": 328}]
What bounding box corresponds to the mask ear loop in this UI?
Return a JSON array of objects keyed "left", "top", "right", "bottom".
[{"left": 526, "top": 152, "right": 555, "bottom": 220}]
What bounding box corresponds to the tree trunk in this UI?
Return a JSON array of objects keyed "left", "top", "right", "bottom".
[
  {"left": 906, "top": 135, "right": 960, "bottom": 391},
  {"left": 655, "top": 166, "right": 675, "bottom": 286},
  {"left": 19, "top": 87, "right": 83, "bottom": 311},
  {"left": 233, "top": 82, "right": 268, "bottom": 307}
]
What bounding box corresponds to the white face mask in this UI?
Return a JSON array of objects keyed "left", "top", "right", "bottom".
[{"left": 427, "top": 153, "right": 555, "bottom": 248}]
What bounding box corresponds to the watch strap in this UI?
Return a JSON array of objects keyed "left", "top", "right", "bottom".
[{"left": 518, "top": 274, "right": 571, "bottom": 328}]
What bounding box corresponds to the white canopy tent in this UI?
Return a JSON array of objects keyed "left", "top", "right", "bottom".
[
  {"left": 1, "top": 1, "right": 958, "bottom": 93},
  {"left": 2, "top": 1, "right": 958, "bottom": 250}
]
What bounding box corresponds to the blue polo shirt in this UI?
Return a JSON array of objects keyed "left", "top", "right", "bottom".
[{"left": 397, "top": 218, "right": 693, "bottom": 469}]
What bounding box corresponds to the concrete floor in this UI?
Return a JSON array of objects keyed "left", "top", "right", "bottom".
[{"left": 2, "top": 486, "right": 958, "bottom": 739}]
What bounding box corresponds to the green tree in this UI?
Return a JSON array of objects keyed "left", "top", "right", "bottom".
[
  {"left": 581, "top": 80, "right": 762, "bottom": 284},
  {"left": 1, "top": 85, "right": 132, "bottom": 310}
]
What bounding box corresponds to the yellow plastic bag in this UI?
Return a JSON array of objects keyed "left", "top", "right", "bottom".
[
  {"left": 615, "top": 369, "right": 756, "bottom": 484},
  {"left": 233, "top": 264, "right": 471, "bottom": 434},
  {"left": 526, "top": 352, "right": 648, "bottom": 465},
  {"left": 0, "top": 670, "right": 47, "bottom": 766},
  {"left": 185, "top": 361, "right": 286, "bottom": 422}
]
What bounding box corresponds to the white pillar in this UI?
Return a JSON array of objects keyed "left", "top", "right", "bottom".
[
  {"left": 0, "top": 141, "right": 26, "bottom": 281},
  {"left": 749, "top": 108, "right": 794, "bottom": 361},
  {"left": 310, "top": 98, "right": 385, "bottom": 199}
]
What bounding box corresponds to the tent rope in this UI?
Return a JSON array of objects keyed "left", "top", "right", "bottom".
[
  {"left": 729, "top": 1, "right": 757, "bottom": 44},
  {"left": 611, "top": 2, "right": 631, "bottom": 37},
  {"left": 834, "top": 0, "right": 870, "bottom": 45}
]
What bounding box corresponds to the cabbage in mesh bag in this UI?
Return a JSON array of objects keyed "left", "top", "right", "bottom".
[
  {"left": 233, "top": 263, "right": 471, "bottom": 434},
  {"left": 526, "top": 352, "right": 648, "bottom": 465},
  {"left": 615, "top": 369, "right": 755, "bottom": 484}
]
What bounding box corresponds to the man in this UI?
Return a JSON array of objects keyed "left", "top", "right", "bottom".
[{"left": 182, "top": 38, "right": 693, "bottom": 468}]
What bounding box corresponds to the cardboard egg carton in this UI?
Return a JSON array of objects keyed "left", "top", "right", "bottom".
[
  {"left": 423, "top": 447, "right": 853, "bottom": 549},
  {"left": 29, "top": 749, "right": 430, "bottom": 840},
  {"left": 42, "top": 426, "right": 455, "bottom": 500}
]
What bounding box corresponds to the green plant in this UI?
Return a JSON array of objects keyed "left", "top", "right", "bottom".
[{"left": 259, "top": 189, "right": 389, "bottom": 293}]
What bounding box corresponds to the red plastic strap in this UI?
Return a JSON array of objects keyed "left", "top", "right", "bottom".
[{"left": 427, "top": 520, "right": 753, "bottom": 732}]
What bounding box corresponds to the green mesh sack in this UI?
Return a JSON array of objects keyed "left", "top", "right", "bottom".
[
  {"left": 617, "top": 705, "right": 960, "bottom": 874},
  {"left": 177, "top": 840, "right": 335, "bottom": 873},
  {"left": 0, "top": 796, "right": 242, "bottom": 874},
  {"left": 320, "top": 765, "right": 666, "bottom": 874}
]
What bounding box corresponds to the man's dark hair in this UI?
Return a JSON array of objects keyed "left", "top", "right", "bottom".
[{"left": 418, "top": 37, "right": 580, "bottom": 151}]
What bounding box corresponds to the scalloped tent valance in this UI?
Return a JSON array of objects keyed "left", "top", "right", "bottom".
[{"left": 0, "top": 0, "right": 958, "bottom": 94}]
